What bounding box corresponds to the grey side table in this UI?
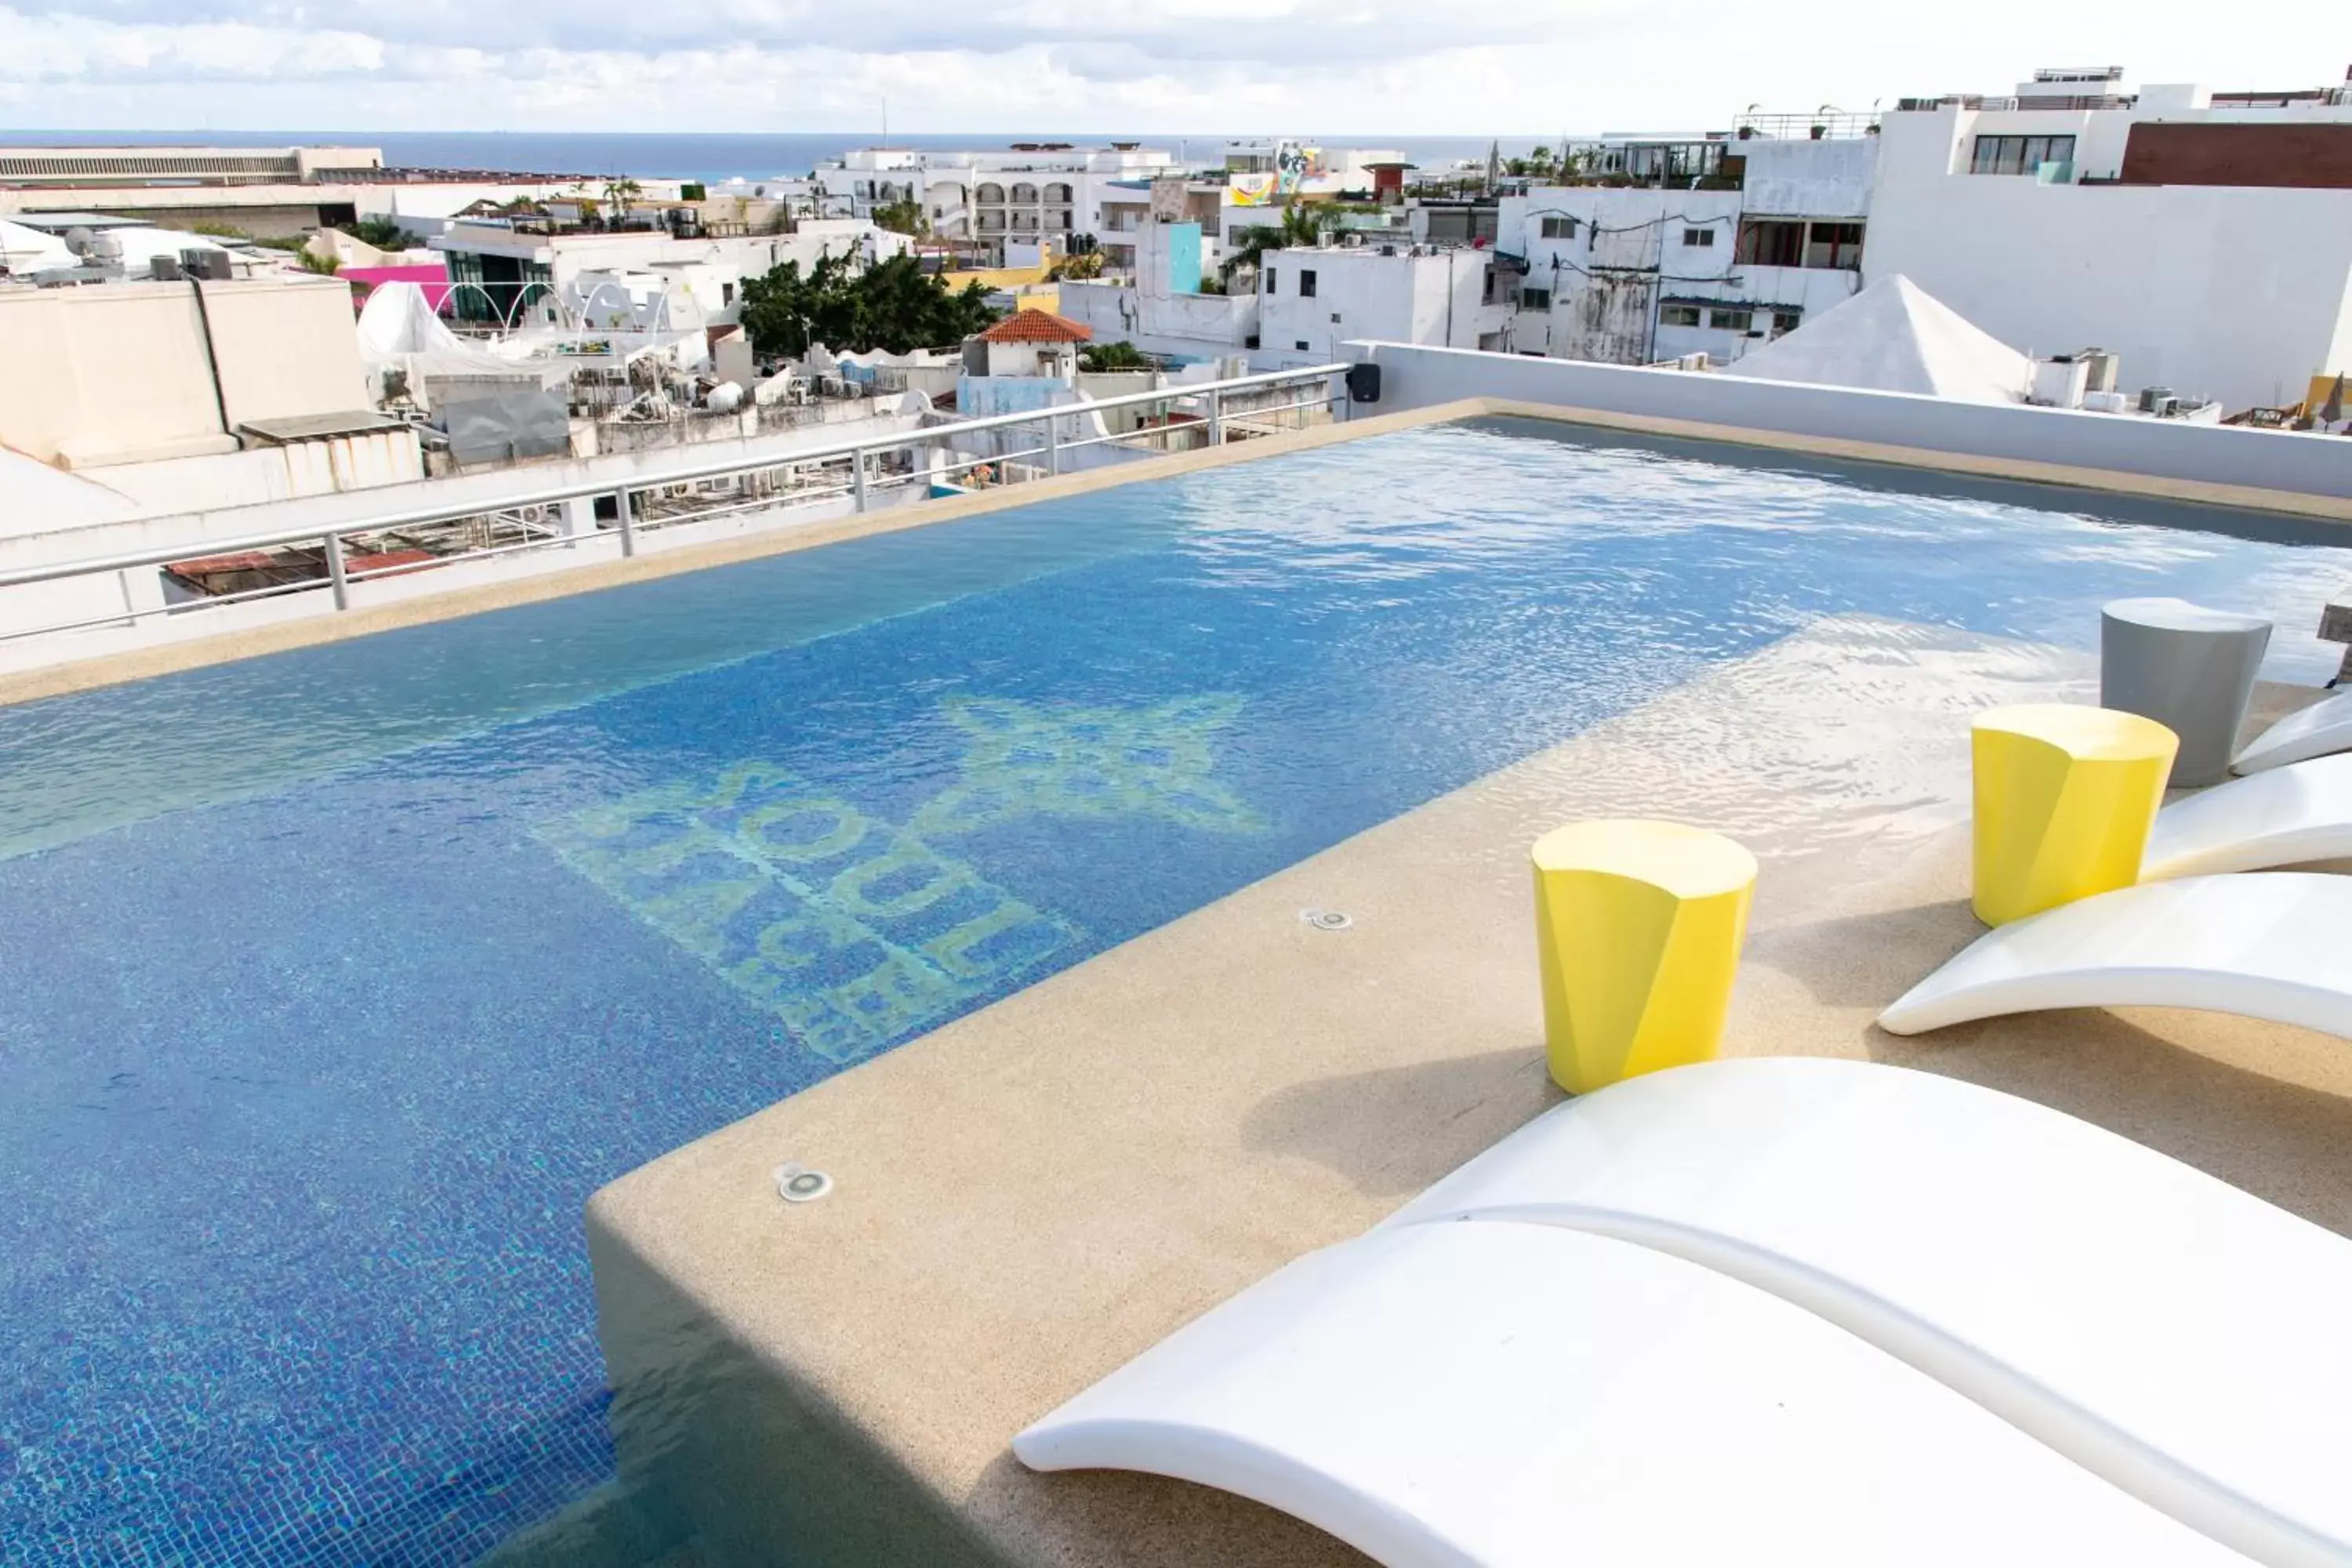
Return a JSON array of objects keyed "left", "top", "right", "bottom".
[{"left": 2101, "top": 597, "right": 2272, "bottom": 787}]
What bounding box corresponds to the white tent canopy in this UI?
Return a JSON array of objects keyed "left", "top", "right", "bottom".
[
  {"left": 355, "top": 281, "right": 517, "bottom": 402},
  {"left": 1722, "top": 274, "right": 2031, "bottom": 405},
  {"left": 0, "top": 218, "right": 75, "bottom": 274}
]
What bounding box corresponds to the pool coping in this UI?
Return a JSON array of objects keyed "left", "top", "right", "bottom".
[
  {"left": 5, "top": 393, "right": 2346, "bottom": 713},
  {"left": 575, "top": 615, "right": 2352, "bottom": 1568}
]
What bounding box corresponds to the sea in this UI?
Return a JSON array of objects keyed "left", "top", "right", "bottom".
[{"left": 0, "top": 129, "right": 1548, "bottom": 183}]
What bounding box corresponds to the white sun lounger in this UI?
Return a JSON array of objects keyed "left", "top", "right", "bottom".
[
  {"left": 2234, "top": 688, "right": 2352, "bottom": 775},
  {"left": 1014, "top": 1220, "right": 2251, "bottom": 1568},
  {"left": 1019, "top": 1058, "right": 2352, "bottom": 1566},
  {"left": 1384, "top": 1058, "right": 2352, "bottom": 1567},
  {"left": 1877, "top": 871, "right": 2352, "bottom": 1043},
  {"left": 2142, "top": 753, "right": 2352, "bottom": 879}
]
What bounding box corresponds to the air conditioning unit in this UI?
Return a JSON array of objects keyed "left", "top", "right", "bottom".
[
  {"left": 150, "top": 255, "right": 183, "bottom": 281},
  {"left": 180, "top": 248, "right": 233, "bottom": 281}
]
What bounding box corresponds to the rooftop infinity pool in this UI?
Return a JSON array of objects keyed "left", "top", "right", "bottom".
[{"left": 3, "top": 416, "right": 2348, "bottom": 1565}]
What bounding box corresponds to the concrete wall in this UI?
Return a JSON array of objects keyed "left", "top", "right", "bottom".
[
  {"left": 0, "top": 283, "right": 236, "bottom": 466},
  {"left": 1503, "top": 143, "right": 1875, "bottom": 368},
  {"left": 0, "top": 276, "right": 370, "bottom": 469},
  {"left": 1738, "top": 136, "right": 1878, "bottom": 217},
  {"left": 1259, "top": 248, "right": 1510, "bottom": 369},
  {"left": 200, "top": 278, "right": 373, "bottom": 431},
  {"left": 1349, "top": 339, "right": 2352, "bottom": 501},
  {"left": 1870, "top": 109, "right": 2352, "bottom": 410},
  {"left": 86, "top": 430, "right": 424, "bottom": 515},
  {"left": 1057, "top": 279, "right": 1258, "bottom": 362}
]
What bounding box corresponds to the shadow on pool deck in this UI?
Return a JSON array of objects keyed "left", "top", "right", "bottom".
[{"left": 579, "top": 619, "right": 2350, "bottom": 1567}]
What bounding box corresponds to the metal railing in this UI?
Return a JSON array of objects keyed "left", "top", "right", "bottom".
[
  {"left": 0, "top": 364, "right": 1351, "bottom": 648},
  {"left": 1731, "top": 111, "right": 1881, "bottom": 140}
]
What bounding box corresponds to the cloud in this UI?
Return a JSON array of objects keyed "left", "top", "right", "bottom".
[{"left": 0, "top": 1, "right": 2339, "bottom": 133}]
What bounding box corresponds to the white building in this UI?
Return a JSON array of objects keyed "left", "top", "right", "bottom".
[
  {"left": 1257, "top": 241, "right": 1519, "bottom": 368},
  {"left": 1058, "top": 221, "right": 1258, "bottom": 366},
  {"left": 1863, "top": 66, "right": 2352, "bottom": 411},
  {"left": 0, "top": 144, "right": 684, "bottom": 242},
  {"left": 433, "top": 220, "right": 911, "bottom": 329},
  {"left": 1500, "top": 133, "right": 1875, "bottom": 366},
  {"left": 786, "top": 144, "right": 1185, "bottom": 265}
]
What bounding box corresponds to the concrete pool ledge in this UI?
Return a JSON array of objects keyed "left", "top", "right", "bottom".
[
  {"left": 581, "top": 619, "right": 2352, "bottom": 1566},
  {"left": 9, "top": 386, "right": 2350, "bottom": 713}
]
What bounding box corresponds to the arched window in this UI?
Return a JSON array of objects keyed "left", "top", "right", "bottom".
[
  {"left": 1011, "top": 182, "right": 1040, "bottom": 204},
  {"left": 975, "top": 182, "right": 1006, "bottom": 205}
]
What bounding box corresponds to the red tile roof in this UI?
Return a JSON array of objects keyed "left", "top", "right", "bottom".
[{"left": 978, "top": 310, "right": 1093, "bottom": 344}]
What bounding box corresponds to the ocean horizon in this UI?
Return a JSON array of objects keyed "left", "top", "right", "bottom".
[{"left": 0, "top": 129, "right": 1551, "bottom": 183}]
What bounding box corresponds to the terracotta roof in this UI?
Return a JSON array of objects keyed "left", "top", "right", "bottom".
[{"left": 977, "top": 310, "right": 1092, "bottom": 344}]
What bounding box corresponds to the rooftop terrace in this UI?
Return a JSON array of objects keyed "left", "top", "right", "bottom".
[{"left": 4, "top": 347, "right": 2352, "bottom": 1566}]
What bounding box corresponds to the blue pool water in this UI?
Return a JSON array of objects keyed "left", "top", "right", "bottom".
[{"left": 3, "top": 417, "right": 2349, "bottom": 1565}]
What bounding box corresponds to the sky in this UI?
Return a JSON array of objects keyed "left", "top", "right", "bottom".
[{"left": 0, "top": 1, "right": 2343, "bottom": 135}]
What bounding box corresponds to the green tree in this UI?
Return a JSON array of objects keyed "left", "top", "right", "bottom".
[
  {"left": 296, "top": 249, "right": 341, "bottom": 276},
  {"left": 873, "top": 198, "right": 927, "bottom": 237},
  {"left": 1219, "top": 200, "right": 1330, "bottom": 281},
  {"left": 1079, "top": 339, "right": 1149, "bottom": 372},
  {"left": 1048, "top": 249, "right": 1105, "bottom": 281},
  {"left": 336, "top": 217, "right": 422, "bottom": 250},
  {"left": 602, "top": 177, "right": 643, "bottom": 219},
  {"left": 739, "top": 252, "right": 1000, "bottom": 358}
]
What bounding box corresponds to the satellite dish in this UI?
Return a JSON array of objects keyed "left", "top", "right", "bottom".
[{"left": 63, "top": 227, "right": 94, "bottom": 256}]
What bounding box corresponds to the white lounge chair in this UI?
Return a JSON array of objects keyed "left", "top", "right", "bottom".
[
  {"left": 2234, "top": 688, "right": 2352, "bottom": 775},
  {"left": 1020, "top": 1058, "right": 2352, "bottom": 1566},
  {"left": 1877, "top": 871, "right": 2352, "bottom": 1042},
  {"left": 1385, "top": 1057, "right": 2352, "bottom": 1566},
  {"left": 1015, "top": 1221, "right": 2249, "bottom": 1568},
  {"left": 2142, "top": 753, "right": 2352, "bottom": 879}
]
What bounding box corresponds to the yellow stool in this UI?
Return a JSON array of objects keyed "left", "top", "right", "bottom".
[
  {"left": 1532, "top": 820, "right": 1756, "bottom": 1094},
  {"left": 1972, "top": 704, "right": 2177, "bottom": 927}
]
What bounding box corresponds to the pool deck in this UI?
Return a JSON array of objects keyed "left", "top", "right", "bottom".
[
  {"left": 586, "top": 617, "right": 2352, "bottom": 1566},
  {"left": 5, "top": 395, "right": 2348, "bottom": 711}
]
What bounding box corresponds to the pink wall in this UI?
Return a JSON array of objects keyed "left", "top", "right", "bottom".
[{"left": 343, "top": 264, "right": 452, "bottom": 311}]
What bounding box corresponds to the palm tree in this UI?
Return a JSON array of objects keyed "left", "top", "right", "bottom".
[
  {"left": 602, "top": 177, "right": 643, "bottom": 220},
  {"left": 1220, "top": 201, "right": 1330, "bottom": 281}
]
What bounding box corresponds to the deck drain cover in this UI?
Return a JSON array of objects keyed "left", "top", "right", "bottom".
[
  {"left": 1300, "top": 909, "right": 1353, "bottom": 931},
  {"left": 773, "top": 1163, "right": 833, "bottom": 1203}
]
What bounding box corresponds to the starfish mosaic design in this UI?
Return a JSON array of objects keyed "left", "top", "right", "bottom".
[{"left": 912, "top": 694, "right": 1265, "bottom": 837}]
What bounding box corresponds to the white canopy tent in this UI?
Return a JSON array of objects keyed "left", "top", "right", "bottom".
[{"left": 1722, "top": 274, "right": 2031, "bottom": 405}]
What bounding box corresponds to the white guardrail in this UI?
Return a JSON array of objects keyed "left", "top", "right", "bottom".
[{"left": 0, "top": 364, "right": 1353, "bottom": 647}]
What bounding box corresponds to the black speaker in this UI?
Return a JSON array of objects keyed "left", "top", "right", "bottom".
[{"left": 1346, "top": 361, "right": 1381, "bottom": 404}]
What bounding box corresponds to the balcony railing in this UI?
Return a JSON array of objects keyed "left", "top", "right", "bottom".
[
  {"left": 0, "top": 365, "right": 1352, "bottom": 651},
  {"left": 1732, "top": 111, "right": 1881, "bottom": 140}
]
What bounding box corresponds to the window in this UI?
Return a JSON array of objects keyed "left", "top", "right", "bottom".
[
  {"left": 1735, "top": 218, "right": 1805, "bottom": 267},
  {"left": 1482, "top": 265, "right": 1502, "bottom": 305},
  {"left": 1299, "top": 268, "right": 1317, "bottom": 298},
  {"left": 1539, "top": 215, "right": 1577, "bottom": 239},
  {"left": 1969, "top": 133, "right": 2077, "bottom": 176},
  {"left": 1519, "top": 285, "right": 1553, "bottom": 310},
  {"left": 1294, "top": 339, "right": 1311, "bottom": 350},
  {"left": 1682, "top": 227, "right": 1715, "bottom": 247},
  {"left": 721, "top": 281, "right": 736, "bottom": 305},
  {"left": 1659, "top": 303, "right": 1702, "bottom": 328},
  {"left": 1771, "top": 309, "right": 1802, "bottom": 336},
  {"left": 1708, "top": 307, "right": 1753, "bottom": 332},
  {"left": 1264, "top": 269, "right": 1277, "bottom": 294},
  {"left": 1804, "top": 220, "right": 1864, "bottom": 270}
]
